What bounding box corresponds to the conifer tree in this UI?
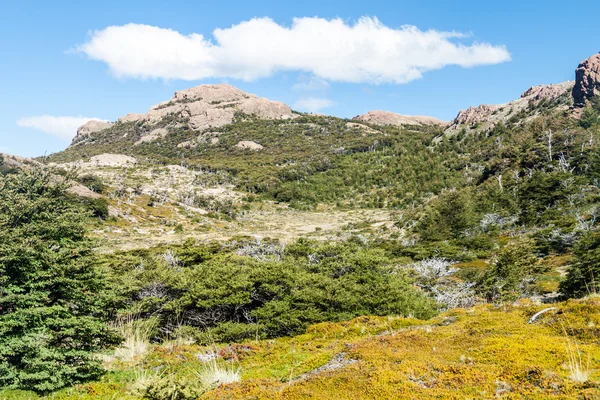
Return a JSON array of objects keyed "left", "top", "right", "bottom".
[{"left": 0, "top": 168, "right": 120, "bottom": 392}]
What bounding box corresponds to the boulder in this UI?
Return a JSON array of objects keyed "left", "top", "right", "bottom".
[{"left": 235, "top": 141, "right": 263, "bottom": 150}]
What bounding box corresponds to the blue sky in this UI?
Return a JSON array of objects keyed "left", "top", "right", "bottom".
[{"left": 1, "top": 0, "right": 599, "bottom": 157}]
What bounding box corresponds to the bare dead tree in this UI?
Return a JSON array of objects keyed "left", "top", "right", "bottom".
[{"left": 544, "top": 130, "right": 553, "bottom": 162}]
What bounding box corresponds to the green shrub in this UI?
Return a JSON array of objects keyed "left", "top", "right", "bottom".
[
  {"left": 416, "top": 190, "right": 477, "bottom": 241},
  {"left": 78, "top": 174, "right": 106, "bottom": 194},
  {"left": 107, "top": 240, "right": 438, "bottom": 343},
  {"left": 82, "top": 197, "right": 110, "bottom": 219},
  {"left": 560, "top": 231, "right": 600, "bottom": 297},
  {"left": 479, "top": 239, "right": 544, "bottom": 302},
  {"left": 0, "top": 168, "right": 120, "bottom": 392}
]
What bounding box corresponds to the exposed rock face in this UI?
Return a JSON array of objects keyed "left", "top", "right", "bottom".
[
  {"left": 520, "top": 82, "right": 573, "bottom": 103},
  {"left": 0, "top": 153, "right": 38, "bottom": 168},
  {"left": 70, "top": 85, "right": 295, "bottom": 146},
  {"left": 573, "top": 53, "right": 600, "bottom": 107},
  {"left": 352, "top": 110, "right": 448, "bottom": 127},
  {"left": 134, "top": 128, "right": 169, "bottom": 145},
  {"left": 453, "top": 105, "right": 499, "bottom": 126},
  {"left": 118, "top": 113, "right": 145, "bottom": 123},
  {"left": 121, "top": 84, "right": 295, "bottom": 130},
  {"left": 89, "top": 154, "right": 137, "bottom": 167},
  {"left": 445, "top": 81, "right": 573, "bottom": 135},
  {"left": 235, "top": 140, "right": 263, "bottom": 150},
  {"left": 345, "top": 122, "right": 381, "bottom": 134},
  {"left": 73, "top": 120, "right": 113, "bottom": 144}
]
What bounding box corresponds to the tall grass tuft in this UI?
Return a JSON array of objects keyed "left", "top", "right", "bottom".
[
  {"left": 111, "top": 315, "right": 159, "bottom": 362},
  {"left": 196, "top": 358, "right": 241, "bottom": 388},
  {"left": 564, "top": 333, "right": 591, "bottom": 383}
]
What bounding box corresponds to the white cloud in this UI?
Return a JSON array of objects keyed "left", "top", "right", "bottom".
[
  {"left": 293, "top": 76, "right": 330, "bottom": 91},
  {"left": 16, "top": 116, "right": 107, "bottom": 140},
  {"left": 0, "top": 146, "right": 10, "bottom": 153},
  {"left": 294, "top": 97, "right": 335, "bottom": 113},
  {"left": 76, "top": 17, "right": 510, "bottom": 84}
]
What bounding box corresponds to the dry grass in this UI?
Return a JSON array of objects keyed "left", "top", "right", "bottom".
[
  {"left": 564, "top": 335, "right": 591, "bottom": 383},
  {"left": 196, "top": 359, "right": 241, "bottom": 388},
  {"left": 111, "top": 315, "right": 159, "bottom": 362}
]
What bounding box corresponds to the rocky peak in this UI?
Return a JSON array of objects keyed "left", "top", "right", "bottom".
[
  {"left": 73, "top": 120, "right": 114, "bottom": 144},
  {"left": 520, "top": 81, "right": 574, "bottom": 104},
  {"left": 452, "top": 104, "right": 499, "bottom": 126},
  {"left": 129, "top": 84, "right": 295, "bottom": 130},
  {"left": 352, "top": 110, "right": 448, "bottom": 127},
  {"left": 445, "top": 81, "right": 573, "bottom": 135},
  {"left": 572, "top": 52, "right": 600, "bottom": 107},
  {"left": 73, "top": 84, "right": 295, "bottom": 146},
  {"left": 171, "top": 84, "right": 250, "bottom": 104}
]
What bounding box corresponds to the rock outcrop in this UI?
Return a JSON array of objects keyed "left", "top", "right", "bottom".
[
  {"left": 445, "top": 81, "right": 573, "bottom": 135},
  {"left": 452, "top": 104, "right": 499, "bottom": 126},
  {"left": 352, "top": 110, "right": 447, "bottom": 127},
  {"left": 0, "top": 153, "right": 38, "bottom": 168},
  {"left": 120, "top": 84, "right": 295, "bottom": 130},
  {"left": 134, "top": 128, "right": 169, "bottom": 145},
  {"left": 520, "top": 83, "right": 572, "bottom": 104},
  {"left": 572, "top": 52, "right": 600, "bottom": 107},
  {"left": 88, "top": 154, "right": 137, "bottom": 167},
  {"left": 235, "top": 140, "right": 263, "bottom": 150},
  {"left": 73, "top": 120, "right": 114, "bottom": 144},
  {"left": 73, "top": 84, "right": 296, "bottom": 146}
]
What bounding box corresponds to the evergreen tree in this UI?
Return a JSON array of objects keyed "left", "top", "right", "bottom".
[
  {"left": 560, "top": 231, "right": 600, "bottom": 297},
  {"left": 0, "top": 168, "right": 120, "bottom": 392}
]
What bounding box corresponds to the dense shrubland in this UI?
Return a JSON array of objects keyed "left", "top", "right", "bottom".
[{"left": 99, "top": 238, "right": 439, "bottom": 344}]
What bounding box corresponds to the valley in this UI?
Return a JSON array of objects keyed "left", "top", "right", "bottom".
[{"left": 1, "top": 51, "right": 600, "bottom": 399}]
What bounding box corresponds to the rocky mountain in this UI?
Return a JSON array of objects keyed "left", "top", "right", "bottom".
[
  {"left": 352, "top": 110, "right": 448, "bottom": 127},
  {"left": 573, "top": 52, "right": 600, "bottom": 107},
  {"left": 72, "top": 84, "right": 296, "bottom": 146},
  {"left": 444, "top": 81, "right": 574, "bottom": 135},
  {"left": 443, "top": 53, "right": 600, "bottom": 136},
  {"left": 67, "top": 52, "right": 600, "bottom": 152}
]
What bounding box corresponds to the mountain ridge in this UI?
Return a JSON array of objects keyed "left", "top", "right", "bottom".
[{"left": 67, "top": 53, "right": 600, "bottom": 151}]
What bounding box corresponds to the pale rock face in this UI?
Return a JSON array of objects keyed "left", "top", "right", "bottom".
[
  {"left": 345, "top": 122, "right": 381, "bottom": 134},
  {"left": 453, "top": 105, "right": 499, "bottom": 126},
  {"left": 352, "top": 110, "right": 448, "bottom": 127},
  {"left": 520, "top": 82, "right": 573, "bottom": 103},
  {"left": 573, "top": 53, "right": 600, "bottom": 107},
  {"left": 172, "top": 84, "right": 250, "bottom": 103},
  {"left": 238, "top": 97, "right": 294, "bottom": 119},
  {"left": 189, "top": 108, "right": 236, "bottom": 131},
  {"left": 135, "top": 128, "right": 169, "bottom": 145},
  {"left": 89, "top": 154, "right": 137, "bottom": 167},
  {"left": 73, "top": 120, "right": 114, "bottom": 144},
  {"left": 118, "top": 84, "right": 294, "bottom": 130},
  {"left": 176, "top": 140, "right": 197, "bottom": 149},
  {"left": 118, "top": 113, "right": 146, "bottom": 123},
  {"left": 235, "top": 140, "right": 263, "bottom": 150},
  {"left": 71, "top": 85, "right": 296, "bottom": 147},
  {"left": 176, "top": 132, "right": 221, "bottom": 148},
  {"left": 0, "top": 153, "right": 37, "bottom": 168},
  {"left": 445, "top": 81, "right": 573, "bottom": 135}
]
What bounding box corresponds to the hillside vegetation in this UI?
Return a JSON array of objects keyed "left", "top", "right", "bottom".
[{"left": 2, "top": 57, "right": 600, "bottom": 397}]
